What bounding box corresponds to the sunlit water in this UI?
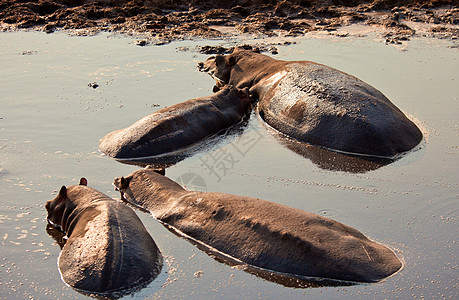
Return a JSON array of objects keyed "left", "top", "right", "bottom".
[{"left": 0, "top": 31, "right": 457, "bottom": 299}]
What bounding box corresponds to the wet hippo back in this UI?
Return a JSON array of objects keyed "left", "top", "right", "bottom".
[
  {"left": 46, "top": 180, "right": 162, "bottom": 296},
  {"left": 163, "top": 192, "right": 401, "bottom": 283},
  {"left": 257, "top": 62, "right": 422, "bottom": 157},
  {"left": 115, "top": 169, "right": 402, "bottom": 283},
  {"left": 98, "top": 86, "right": 250, "bottom": 160}
]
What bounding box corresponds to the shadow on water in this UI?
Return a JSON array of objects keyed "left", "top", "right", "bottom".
[
  {"left": 158, "top": 222, "right": 357, "bottom": 289},
  {"left": 267, "top": 127, "right": 394, "bottom": 173}
]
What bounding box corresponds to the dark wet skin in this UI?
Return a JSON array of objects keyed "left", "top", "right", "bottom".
[
  {"left": 98, "top": 86, "right": 251, "bottom": 160},
  {"left": 115, "top": 168, "right": 402, "bottom": 284},
  {"left": 45, "top": 178, "right": 162, "bottom": 297}
]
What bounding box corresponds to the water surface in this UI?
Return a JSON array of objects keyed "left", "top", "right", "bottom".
[{"left": 0, "top": 31, "right": 457, "bottom": 299}]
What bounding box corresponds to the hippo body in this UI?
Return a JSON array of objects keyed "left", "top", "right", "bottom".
[
  {"left": 199, "top": 48, "right": 422, "bottom": 158},
  {"left": 46, "top": 178, "right": 162, "bottom": 296},
  {"left": 115, "top": 168, "right": 402, "bottom": 283},
  {"left": 98, "top": 86, "right": 250, "bottom": 160}
]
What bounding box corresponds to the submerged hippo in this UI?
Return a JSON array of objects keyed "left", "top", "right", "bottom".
[
  {"left": 46, "top": 178, "right": 162, "bottom": 296},
  {"left": 98, "top": 85, "right": 251, "bottom": 161},
  {"left": 114, "top": 168, "right": 402, "bottom": 283},
  {"left": 198, "top": 47, "right": 422, "bottom": 158}
]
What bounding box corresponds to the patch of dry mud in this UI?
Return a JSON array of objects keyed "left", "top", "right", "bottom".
[{"left": 0, "top": 1, "right": 457, "bottom": 45}]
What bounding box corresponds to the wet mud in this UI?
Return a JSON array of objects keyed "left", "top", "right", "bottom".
[{"left": 0, "top": 0, "right": 457, "bottom": 45}]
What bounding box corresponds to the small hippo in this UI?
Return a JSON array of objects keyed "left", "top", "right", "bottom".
[
  {"left": 198, "top": 47, "right": 423, "bottom": 158},
  {"left": 98, "top": 85, "right": 251, "bottom": 161},
  {"left": 114, "top": 168, "right": 402, "bottom": 284},
  {"left": 46, "top": 178, "right": 162, "bottom": 297}
]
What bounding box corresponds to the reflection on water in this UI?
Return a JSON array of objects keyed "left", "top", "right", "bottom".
[
  {"left": 46, "top": 224, "right": 66, "bottom": 249},
  {"left": 267, "top": 125, "right": 393, "bottom": 173},
  {"left": 73, "top": 282, "right": 155, "bottom": 300},
  {"left": 72, "top": 281, "right": 155, "bottom": 300},
  {"left": 113, "top": 155, "right": 187, "bottom": 168}
]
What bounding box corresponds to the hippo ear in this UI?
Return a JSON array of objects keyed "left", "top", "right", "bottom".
[
  {"left": 120, "top": 177, "right": 131, "bottom": 189},
  {"left": 79, "top": 178, "right": 87, "bottom": 186},
  {"left": 253, "top": 47, "right": 261, "bottom": 54},
  {"left": 58, "top": 186, "right": 67, "bottom": 198},
  {"left": 237, "top": 88, "right": 249, "bottom": 98},
  {"left": 228, "top": 56, "right": 236, "bottom": 66}
]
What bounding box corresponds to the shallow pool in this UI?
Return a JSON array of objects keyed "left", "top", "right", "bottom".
[{"left": 0, "top": 30, "right": 457, "bottom": 299}]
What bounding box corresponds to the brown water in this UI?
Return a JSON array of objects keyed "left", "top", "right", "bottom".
[{"left": 0, "top": 31, "right": 457, "bottom": 299}]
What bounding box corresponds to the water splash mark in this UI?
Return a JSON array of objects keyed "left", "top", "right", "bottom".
[{"left": 198, "top": 123, "right": 263, "bottom": 182}]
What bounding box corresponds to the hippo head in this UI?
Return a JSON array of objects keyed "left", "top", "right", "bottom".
[
  {"left": 45, "top": 178, "right": 87, "bottom": 232},
  {"left": 198, "top": 46, "right": 261, "bottom": 92},
  {"left": 198, "top": 54, "right": 234, "bottom": 90},
  {"left": 114, "top": 166, "right": 185, "bottom": 211},
  {"left": 218, "top": 85, "right": 252, "bottom": 108},
  {"left": 114, "top": 167, "right": 165, "bottom": 204}
]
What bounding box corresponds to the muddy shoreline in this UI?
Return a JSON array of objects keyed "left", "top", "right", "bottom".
[{"left": 1, "top": 1, "right": 457, "bottom": 46}]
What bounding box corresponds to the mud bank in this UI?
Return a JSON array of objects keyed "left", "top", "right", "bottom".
[{"left": 0, "top": 1, "right": 457, "bottom": 44}]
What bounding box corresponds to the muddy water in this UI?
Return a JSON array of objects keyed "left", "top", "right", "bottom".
[{"left": 0, "top": 31, "right": 457, "bottom": 299}]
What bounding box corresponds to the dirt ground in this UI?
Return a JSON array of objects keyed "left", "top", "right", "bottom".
[{"left": 0, "top": 0, "right": 457, "bottom": 46}]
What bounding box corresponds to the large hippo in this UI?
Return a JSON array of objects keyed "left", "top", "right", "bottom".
[
  {"left": 198, "top": 47, "right": 423, "bottom": 158},
  {"left": 98, "top": 85, "right": 251, "bottom": 161},
  {"left": 114, "top": 168, "right": 402, "bottom": 283},
  {"left": 45, "top": 178, "right": 163, "bottom": 297}
]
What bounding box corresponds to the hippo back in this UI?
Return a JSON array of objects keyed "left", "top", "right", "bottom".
[
  {"left": 58, "top": 199, "right": 162, "bottom": 295},
  {"left": 258, "top": 62, "right": 422, "bottom": 158},
  {"left": 157, "top": 191, "right": 402, "bottom": 283},
  {"left": 98, "top": 86, "right": 250, "bottom": 160},
  {"left": 116, "top": 169, "right": 402, "bottom": 284}
]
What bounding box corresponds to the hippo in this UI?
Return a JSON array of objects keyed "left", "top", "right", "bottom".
[
  {"left": 198, "top": 47, "right": 423, "bottom": 158},
  {"left": 45, "top": 178, "right": 163, "bottom": 297},
  {"left": 98, "top": 85, "right": 251, "bottom": 161},
  {"left": 114, "top": 168, "right": 402, "bottom": 284}
]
